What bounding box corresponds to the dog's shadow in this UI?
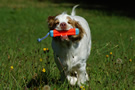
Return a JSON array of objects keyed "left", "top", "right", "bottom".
[
  {"left": 26, "top": 72, "right": 62, "bottom": 88},
  {"left": 26, "top": 73, "right": 80, "bottom": 89}
]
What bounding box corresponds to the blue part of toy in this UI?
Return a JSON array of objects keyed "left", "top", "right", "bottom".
[
  {"left": 37, "top": 32, "right": 50, "bottom": 42},
  {"left": 37, "top": 38, "right": 42, "bottom": 42},
  {"left": 75, "top": 28, "right": 79, "bottom": 35},
  {"left": 49, "top": 30, "right": 54, "bottom": 37}
]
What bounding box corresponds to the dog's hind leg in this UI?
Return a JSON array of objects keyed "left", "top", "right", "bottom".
[{"left": 77, "top": 63, "right": 88, "bottom": 86}]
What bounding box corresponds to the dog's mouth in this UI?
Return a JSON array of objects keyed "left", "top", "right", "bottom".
[
  {"left": 60, "top": 35, "right": 69, "bottom": 41},
  {"left": 53, "top": 35, "right": 73, "bottom": 42}
]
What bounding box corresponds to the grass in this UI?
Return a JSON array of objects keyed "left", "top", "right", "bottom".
[{"left": 0, "top": 0, "right": 135, "bottom": 89}]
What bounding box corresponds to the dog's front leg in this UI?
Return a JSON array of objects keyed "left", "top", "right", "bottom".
[
  {"left": 54, "top": 55, "right": 67, "bottom": 82},
  {"left": 59, "top": 69, "right": 66, "bottom": 82}
]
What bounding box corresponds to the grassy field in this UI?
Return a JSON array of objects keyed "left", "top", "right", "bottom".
[{"left": 0, "top": 0, "right": 135, "bottom": 89}]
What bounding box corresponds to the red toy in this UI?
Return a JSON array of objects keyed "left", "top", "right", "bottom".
[{"left": 49, "top": 28, "right": 79, "bottom": 37}]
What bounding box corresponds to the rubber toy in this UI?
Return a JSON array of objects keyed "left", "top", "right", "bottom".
[{"left": 37, "top": 28, "right": 79, "bottom": 42}]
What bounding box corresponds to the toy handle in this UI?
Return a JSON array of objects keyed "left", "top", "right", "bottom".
[{"left": 37, "top": 32, "right": 49, "bottom": 42}]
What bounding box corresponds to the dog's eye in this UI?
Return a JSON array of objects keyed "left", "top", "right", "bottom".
[
  {"left": 68, "top": 21, "right": 71, "bottom": 24},
  {"left": 55, "top": 22, "right": 59, "bottom": 25},
  {"left": 55, "top": 19, "right": 59, "bottom": 25},
  {"left": 68, "top": 20, "right": 72, "bottom": 24}
]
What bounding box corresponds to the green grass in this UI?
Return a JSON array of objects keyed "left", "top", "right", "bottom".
[{"left": 0, "top": 1, "right": 135, "bottom": 89}]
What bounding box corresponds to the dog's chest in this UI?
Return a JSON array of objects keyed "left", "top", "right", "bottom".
[
  {"left": 60, "top": 46, "right": 80, "bottom": 70},
  {"left": 53, "top": 42, "right": 81, "bottom": 68}
]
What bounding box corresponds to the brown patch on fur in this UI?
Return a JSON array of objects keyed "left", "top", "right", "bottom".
[
  {"left": 48, "top": 15, "right": 62, "bottom": 42},
  {"left": 47, "top": 16, "right": 55, "bottom": 30},
  {"left": 67, "top": 16, "right": 85, "bottom": 42},
  {"left": 47, "top": 15, "right": 60, "bottom": 30},
  {"left": 54, "top": 19, "right": 59, "bottom": 26},
  {"left": 67, "top": 17, "right": 74, "bottom": 26}
]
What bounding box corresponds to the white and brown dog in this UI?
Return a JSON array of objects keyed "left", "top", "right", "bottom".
[{"left": 47, "top": 5, "right": 91, "bottom": 86}]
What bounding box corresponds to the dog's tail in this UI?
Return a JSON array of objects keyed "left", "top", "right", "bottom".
[{"left": 71, "top": 5, "right": 79, "bottom": 16}]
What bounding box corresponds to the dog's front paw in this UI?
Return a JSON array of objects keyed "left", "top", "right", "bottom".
[
  {"left": 77, "top": 78, "right": 86, "bottom": 87},
  {"left": 77, "top": 72, "right": 89, "bottom": 87},
  {"left": 67, "top": 75, "right": 77, "bottom": 86}
]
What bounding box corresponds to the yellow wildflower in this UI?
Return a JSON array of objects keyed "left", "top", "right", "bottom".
[
  {"left": 80, "top": 86, "right": 85, "bottom": 90},
  {"left": 129, "top": 59, "right": 132, "bottom": 62},
  {"left": 42, "top": 68, "right": 46, "bottom": 72},
  {"left": 46, "top": 48, "right": 49, "bottom": 53},
  {"left": 80, "top": 86, "right": 83, "bottom": 89},
  {"left": 110, "top": 52, "right": 112, "bottom": 55},
  {"left": 43, "top": 48, "right": 47, "bottom": 51},
  {"left": 40, "top": 58, "right": 43, "bottom": 62},
  {"left": 10, "top": 66, "right": 13, "bottom": 70},
  {"left": 106, "top": 55, "right": 109, "bottom": 58}
]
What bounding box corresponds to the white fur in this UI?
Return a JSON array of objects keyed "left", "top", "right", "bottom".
[
  {"left": 55, "top": 13, "right": 73, "bottom": 30},
  {"left": 52, "top": 5, "right": 91, "bottom": 86}
]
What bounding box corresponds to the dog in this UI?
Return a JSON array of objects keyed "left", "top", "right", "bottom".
[{"left": 47, "top": 5, "right": 91, "bottom": 86}]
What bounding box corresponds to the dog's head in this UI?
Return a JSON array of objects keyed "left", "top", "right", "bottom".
[{"left": 47, "top": 12, "right": 85, "bottom": 43}]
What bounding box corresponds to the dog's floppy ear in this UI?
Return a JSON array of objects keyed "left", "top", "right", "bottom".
[
  {"left": 47, "top": 16, "right": 55, "bottom": 30},
  {"left": 70, "top": 20, "right": 85, "bottom": 42}
]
